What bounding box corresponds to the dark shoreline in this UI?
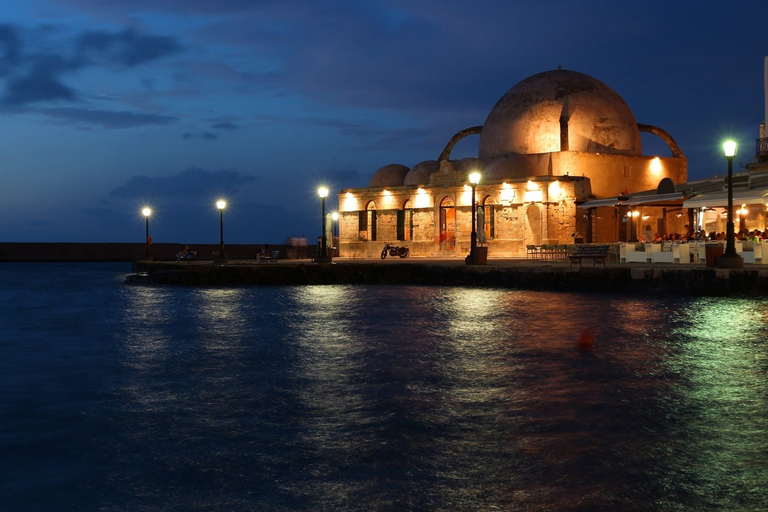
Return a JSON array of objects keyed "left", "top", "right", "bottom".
[{"left": 128, "top": 259, "right": 768, "bottom": 297}]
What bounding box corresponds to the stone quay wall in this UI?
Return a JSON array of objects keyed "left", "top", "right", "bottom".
[{"left": 129, "top": 261, "right": 768, "bottom": 297}]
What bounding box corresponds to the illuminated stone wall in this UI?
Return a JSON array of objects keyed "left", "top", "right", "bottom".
[{"left": 337, "top": 176, "right": 589, "bottom": 258}]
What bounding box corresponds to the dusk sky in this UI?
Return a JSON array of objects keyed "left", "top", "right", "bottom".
[{"left": 1, "top": 0, "right": 767, "bottom": 244}]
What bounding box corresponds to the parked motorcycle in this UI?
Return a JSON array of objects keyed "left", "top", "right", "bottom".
[{"left": 381, "top": 242, "right": 410, "bottom": 259}]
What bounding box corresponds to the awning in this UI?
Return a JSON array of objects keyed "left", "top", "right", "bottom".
[
  {"left": 578, "top": 192, "right": 685, "bottom": 209},
  {"left": 622, "top": 192, "right": 685, "bottom": 206},
  {"left": 682, "top": 188, "right": 768, "bottom": 209},
  {"left": 577, "top": 197, "right": 625, "bottom": 208}
]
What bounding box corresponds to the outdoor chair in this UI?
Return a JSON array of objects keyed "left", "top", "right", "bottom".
[
  {"left": 624, "top": 243, "right": 649, "bottom": 263},
  {"left": 526, "top": 244, "right": 539, "bottom": 259},
  {"left": 740, "top": 241, "right": 755, "bottom": 264}
]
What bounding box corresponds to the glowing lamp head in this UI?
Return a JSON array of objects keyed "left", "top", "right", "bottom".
[
  {"left": 318, "top": 186, "right": 329, "bottom": 198},
  {"left": 142, "top": 207, "right": 151, "bottom": 217},
  {"left": 331, "top": 212, "right": 339, "bottom": 221},
  {"left": 216, "top": 200, "right": 226, "bottom": 210},
  {"left": 469, "top": 172, "right": 481, "bottom": 185},
  {"left": 723, "top": 140, "right": 738, "bottom": 158}
]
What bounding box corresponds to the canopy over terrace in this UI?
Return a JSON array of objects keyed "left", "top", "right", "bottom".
[
  {"left": 578, "top": 191, "right": 687, "bottom": 242},
  {"left": 578, "top": 171, "right": 768, "bottom": 241},
  {"left": 682, "top": 188, "right": 768, "bottom": 208}
]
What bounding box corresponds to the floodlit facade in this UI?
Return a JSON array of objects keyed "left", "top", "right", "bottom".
[{"left": 337, "top": 69, "right": 688, "bottom": 257}]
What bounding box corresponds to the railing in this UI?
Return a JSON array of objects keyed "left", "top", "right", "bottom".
[{"left": 757, "top": 137, "right": 768, "bottom": 160}]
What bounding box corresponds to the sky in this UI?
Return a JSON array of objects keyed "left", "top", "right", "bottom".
[{"left": 1, "top": 0, "right": 767, "bottom": 244}]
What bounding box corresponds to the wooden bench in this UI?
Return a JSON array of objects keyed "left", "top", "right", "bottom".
[{"left": 568, "top": 245, "right": 610, "bottom": 267}]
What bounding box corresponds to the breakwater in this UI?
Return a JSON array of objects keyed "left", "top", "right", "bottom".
[
  {"left": 0, "top": 242, "right": 314, "bottom": 262},
  {"left": 129, "top": 260, "right": 768, "bottom": 296}
]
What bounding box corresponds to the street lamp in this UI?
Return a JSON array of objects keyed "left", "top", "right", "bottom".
[
  {"left": 468, "top": 172, "right": 481, "bottom": 262},
  {"left": 719, "top": 140, "right": 743, "bottom": 268},
  {"left": 331, "top": 211, "right": 339, "bottom": 255},
  {"left": 216, "top": 199, "right": 227, "bottom": 262},
  {"left": 142, "top": 207, "right": 151, "bottom": 258},
  {"left": 317, "top": 187, "right": 331, "bottom": 263}
]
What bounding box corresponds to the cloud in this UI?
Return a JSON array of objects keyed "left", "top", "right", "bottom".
[
  {"left": 74, "top": 29, "right": 181, "bottom": 67},
  {"left": 0, "top": 24, "right": 182, "bottom": 106},
  {"left": 39, "top": 107, "right": 176, "bottom": 128},
  {"left": 4, "top": 66, "right": 76, "bottom": 105},
  {"left": 0, "top": 24, "right": 21, "bottom": 76},
  {"left": 109, "top": 167, "right": 256, "bottom": 199},
  {"left": 182, "top": 132, "right": 218, "bottom": 140},
  {"left": 211, "top": 121, "right": 240, "bottom": 130}
]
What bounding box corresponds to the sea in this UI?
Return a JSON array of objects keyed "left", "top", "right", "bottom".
[{"left": 1, "top": 262, "right": 768, "bottom": 511}]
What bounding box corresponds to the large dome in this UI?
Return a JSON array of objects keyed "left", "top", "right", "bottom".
[{"left": 479, "top": 69, "right": 641, "bottom": 160}]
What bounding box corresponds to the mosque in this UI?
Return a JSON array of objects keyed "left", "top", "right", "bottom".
[{"left": 335, "top": 67, "right": 689, "bottom": 258}]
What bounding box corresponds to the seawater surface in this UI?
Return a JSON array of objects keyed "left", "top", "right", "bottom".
[{"left": 1, "top": 263, "right": 768, "bottom": 511}]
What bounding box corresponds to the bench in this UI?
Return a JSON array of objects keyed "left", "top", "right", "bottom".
[
  {"left": 176, "top": 251, "right": 197, "bottom": 262},
  {"left": 568, "top": 245, "right": 610, "bottom": 267},
  {"left": 257, "top": 250, "right": 280, "bottom": 264}
]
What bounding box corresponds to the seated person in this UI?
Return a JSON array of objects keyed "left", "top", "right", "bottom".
[
  {"left": 177, "top": 246, "right": 196, "bottom": 260},
  {"left": 257, "top": 244, "right": 270, "bottom": 258}
]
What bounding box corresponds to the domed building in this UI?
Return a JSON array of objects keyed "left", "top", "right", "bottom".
[{"left": 336, "top": 68, "right": 687, "bottom": 258}]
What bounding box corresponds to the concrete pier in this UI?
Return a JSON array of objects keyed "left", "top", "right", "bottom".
[{"left": 129, "top": 258, "right": 768, "bottom": 297}]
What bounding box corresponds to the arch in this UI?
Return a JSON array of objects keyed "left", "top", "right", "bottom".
[
  {"left": 482, "top": 195, "right": 495, "bottom": 240},
  {"left": 638, "top": 124, "right": 685, "bottom": 158},
  {"left": 400, "top": 200, "right": 414, "bottom": 241},
  {"left": 439, "top": 196, "right": 456, "bottom": 252},
  {"left": 361, "top": 201, "right": 377, "bottom": 241},
  {"left": 525, "top": 204, "right": 542, "bottom": 246},
  {"left": 656, "top": 177, "right": 676, "bottom": 194},
  {"left": 438, "top": 126, "right": 483, "bottom": 161}
]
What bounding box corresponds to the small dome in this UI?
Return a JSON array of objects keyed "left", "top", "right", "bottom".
[
  {"left": 484, "top": 153, "right": 536, "bottom": 181},
  {"left": 479, "top": 69, "right": 641, "bottom": 160},
  {"left": 368, "top": 163, "right": 409, "bottom": 188},
  {"left": 452, "top": 157, "right": 484, "bottom": 176},
  {"left": 404, "top": 160, "right": 439, "bottom": 186}
]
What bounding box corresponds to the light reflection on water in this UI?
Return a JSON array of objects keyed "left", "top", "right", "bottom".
[{"left": 1, "top": 264, "right": 768, "bottom": 511}]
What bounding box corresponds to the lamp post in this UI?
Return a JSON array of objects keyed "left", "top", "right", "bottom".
[
  {"left": 216, "top": 200, "right": 227, "bottom": 262},
  {"left": 142, "top": 207, "right": 151, "bottom": 259},
  {"left": 719, "top": 140, "right": 744, "bottom": 268},
  {"left": 468, "top": 172, "right": 480, "bottom": 263},
  {"left": 317, "top": 187, "right": 331, "bottom": 263},
  {"left": 331, "top": 211, "right": 339, "bottom": 256}
]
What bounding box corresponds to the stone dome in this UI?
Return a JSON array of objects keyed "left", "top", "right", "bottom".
[
  {"left": 484, "top": 152, "right": 536, "bottom": 181},
  {"left": 479, "top": 69, "right": 641, "bottom": 161},
  {"left": 404, "top": 160, "right": 439, "bottom": 186},
  {"left": 452, "top": 157, "right": 484, "bottom": 175},
  {"left": 368, "top": 163, "right": 409, "bottom": 188}
]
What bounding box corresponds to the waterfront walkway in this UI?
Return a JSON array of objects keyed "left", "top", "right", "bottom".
[{"left": 130, "top": 256, "right": 768, "bottom": 296}]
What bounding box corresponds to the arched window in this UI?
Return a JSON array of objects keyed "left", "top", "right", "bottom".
[
  {"left": 439, "top": 196, "right": 456, "bottom": 249},
  {"left": 525, "top": 203, "right": 542, "bottom": 246},
  {"left": 398, "top": 200, "right": 413, "bottom": 241},
  {"left": 482, "top": 195, "right": 495, "bottom": 240},
  {"left": 359, "top": 201, "right": 377, "bottom": 241}
]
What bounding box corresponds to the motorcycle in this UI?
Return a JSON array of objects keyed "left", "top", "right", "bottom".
[{"left": 381, "top": 242, "right": 410, "bottom": 259}]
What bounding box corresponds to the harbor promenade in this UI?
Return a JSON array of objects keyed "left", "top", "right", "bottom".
[{"left": 129, "top": 256, "right": 768, "bottom": 296}]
